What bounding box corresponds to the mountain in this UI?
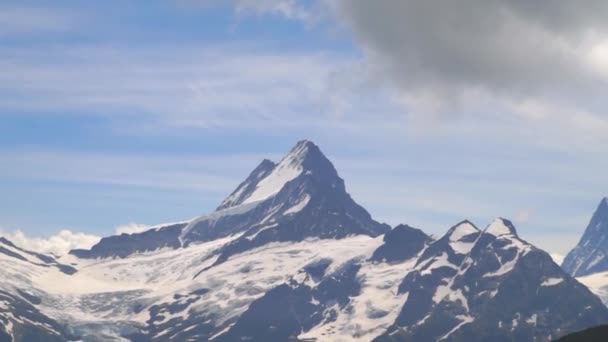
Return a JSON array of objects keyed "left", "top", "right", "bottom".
[
  {"left": 71, "top": 140, "right": 389, "bottom": 261},
  {"left": 375, "top": 218, "right": 608, "bottom": 341},
  {"left": 1, "top": 140, "right": 607, "bottom": 341},
  {"left": 563, "top": 198, "right": 608, "bottom": 277}
]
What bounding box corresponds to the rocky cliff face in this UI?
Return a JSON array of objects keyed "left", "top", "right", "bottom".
[{"left": 563, "top": 198, "right": 608, "bottom": 277}]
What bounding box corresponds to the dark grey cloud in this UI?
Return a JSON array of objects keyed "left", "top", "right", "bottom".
[{"left": 334, "top": 0, "right": 608, "bottom": 100}]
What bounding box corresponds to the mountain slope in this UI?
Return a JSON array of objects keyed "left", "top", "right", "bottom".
[
  {"left": 0, "top": 239, "right": 80, "bottom": 342},
  {"left": 69, "top": 222, "right": 186, "bottom": 259},
  {"left": 563, "top": 198, "right": 608, "bottom": 277},
  {"left": 0, "top": 289, "right": 75, "bottom": 342},
  {"left": 577, "top": 271, "right": 608, "bottom": 306}
]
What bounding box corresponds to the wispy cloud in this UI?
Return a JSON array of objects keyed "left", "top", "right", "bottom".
[
  {"left": 183, "top": 0, "right": 321, "bottom": 23},
  {"left": 0, "top": 147, "right": 269, "bottom": 193},
  {"left": 235, "top": 0, "right": 318, "bottom": 23},
  {"left": 0, "top": 44, "right": 349, "bottom": 127}
]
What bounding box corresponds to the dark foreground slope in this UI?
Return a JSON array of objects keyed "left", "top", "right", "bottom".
[{"left": 557, "top": 325, "right": 608, "bottom": 342}]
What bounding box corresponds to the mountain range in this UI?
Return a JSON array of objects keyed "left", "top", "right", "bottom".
[{"left": 1, "top": 140, "right": 607, "bottom": 341}]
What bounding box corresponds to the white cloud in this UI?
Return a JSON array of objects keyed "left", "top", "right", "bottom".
[
  {"left": 333, "top": 1, "right": 608, "bottom": 95},
  {"left": 235, "top": 0, "right": 317, "bottom": 23},
  {"left": 323, "top": 0, "right": 608, "bottom": 141},
  {"left": 114, "top": 223, "right": 151, "bottom": 235},
  {"left": 0, "top": 229, "right": 100, "bottom": 256},
  {"left": 186, "top": 0, "right": 319, "bottom": 23}
]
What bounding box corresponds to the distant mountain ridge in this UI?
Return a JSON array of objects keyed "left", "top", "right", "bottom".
[{"left": 1, "top": 140, "right": 607, "bottom": 341}]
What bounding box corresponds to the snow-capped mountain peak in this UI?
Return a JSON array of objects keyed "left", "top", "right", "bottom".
[
  {"left": 446, "top": 220, "right": 479, "bottom": 242},
  {"left": 484, "top": 217, "right": 518, "bottom": 237},
  {"left": 217, "top": 140, "right": 336, "bottom": 211},
  {"left": 73, "top": 140, "right": 388, "bottom": 260},
  {"left": 236, "top": 140, "right": 319, "bottom": 205}
]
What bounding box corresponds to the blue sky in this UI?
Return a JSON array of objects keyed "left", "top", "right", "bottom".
[{"left": 2, "top": 1, "right": 608, "bottom": 255}]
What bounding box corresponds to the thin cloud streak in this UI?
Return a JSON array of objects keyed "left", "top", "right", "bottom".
[{"left": 0, "top": 44, "right": 352, "bottom": 128}]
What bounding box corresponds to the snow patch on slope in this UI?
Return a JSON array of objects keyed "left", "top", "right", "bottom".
[
  {"left": 449, "top": 222, "right": 478, "bottom": 241},
  {"left": 446, "top": 221, "right": 479, "bottom": 255},
  {"left": 284, "top": 194, "right": 311, "bottom": 215},
  {"left": 439, "top": 315, "right": 474, "bottom": 341},
  {"left": 114, "top": 221, "right": 188, "bottom": 235},
  {"left": 179, "top": 201, "right": 261, "bottom": 244},
  {"left": 240, "top": 142, "right": 310, "bottom": 205},
  {"left": 577, "top": 271, "right": 608, "bottom": 305},
  {"left": 541, "top": 277, "right": 564, "bottom": 287},
  {"left": 300, "top": 245, "right": 421, "bottom": 341},
  {"left": 421, "top": 253, "right": 457, "bottom": 276},
  {"left": 485, "top": 218, "right": 515, "bottom": 237}
]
